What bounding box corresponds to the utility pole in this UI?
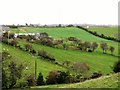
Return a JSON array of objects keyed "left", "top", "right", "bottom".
[{"left": 35, "top": 59, "right": 37, "bottom": 80}]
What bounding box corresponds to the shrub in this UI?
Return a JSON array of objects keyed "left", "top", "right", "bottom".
[
  {"left": 2, "top": 51, "right": 11, "bottom": 60},
  {"left": 90, "top": 71, "right": 102, "bottom": 79},
  {"left": 113, "top": 60, "right": 120, "bottom": 73},
  {"left": 26, "top": 74, "right": 36, "bottom": 86},
  {"left": 71, "top": 62, "right": 89, "bottom": 74},
  {"left": 37, "top": 72, "right": 45, "bottom": 86},
  {"left": 2, "top": 68, "right": 9, "bottom": 89},
  {"left": 11, "top": 40, "right": 18, "bottom": 47},
  {"left": 24, "top": 44, "right": 33, "bottom": 52},
  {"left": 46, "top": 71, "right": 70, "bottom": 85}
]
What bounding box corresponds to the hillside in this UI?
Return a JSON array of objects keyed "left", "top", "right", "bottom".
[
  {"left": 88, "top": 27, "right": 118, "bottom": 38},
  {"left": 2, "top": 26, "right": 119, "bottom": 89},
  {"left": 32, "top": 73, "right": 119, "bottom": 88},
  {"left": 2, "top": 44, "right": 67, "bottom": 78}
]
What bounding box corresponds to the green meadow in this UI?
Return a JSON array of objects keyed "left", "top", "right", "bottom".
[{"left": 2, "top": 26, "right": 119, "bottom": 88}]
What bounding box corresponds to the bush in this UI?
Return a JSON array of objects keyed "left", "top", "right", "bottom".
[
  {"left": 37, "top": 72, "right": 45, "bottom": 86},
  {"left": 2, "top": 51, "right": 11, "bottom": 60},
  {"left": 90, "top": 71, "right": 102, "bottom": 79},
  {"left": 11, "top": 40, "right": 18, "bottom": 47},
  {"left": 113, "top": 60, "right": 120, "bottom": 73},
  {"left": 24, "top": 44, "right": 33, "bottom": 52},
  {"left": 46, "top": 71, "right": 70, "bottom": 85},
  {"left": 26, "top": 74, "right": 36, "bottom": 86}
]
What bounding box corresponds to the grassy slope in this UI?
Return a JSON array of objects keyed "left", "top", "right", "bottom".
[
  {"left": 11, "top": 27, "right": 108, "bottom": 42},
  {"left": 11, "top": 27, "right": 119, "bottom": 55},
  {"left": 9, "top": 27, "right": 119, "bottom": 74},
  {"left": 17, "top": 40, "right": 118, "bottom": 75},
  {"left": 2, "top": 44, "right": 66, "bottom": 78},
  {"left": 88, "top": 27, "right": 118, "bottom": 38},
  {"left": 32, "top": 73, "right": 119, "bottom": 88}
]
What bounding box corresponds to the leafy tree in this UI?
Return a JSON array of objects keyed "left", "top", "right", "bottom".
[
  {"left": 109, "top": 46, "right": 115, "bottom": 55},
  {"left": 91, "top": 42, "right": 98, "bottom": 51},
  {"left": 83, "top": 41, "right": 91, "bottom": 51},
  {"left": 100, "top": 42, "right": 108, "bottom": 53},
  {"left": 37, "top": 72, "right": 45, "bottom": 86}
]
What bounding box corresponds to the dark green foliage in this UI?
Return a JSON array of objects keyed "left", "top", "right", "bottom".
[
  {"left": 37, "top": 72, "right": 45, "bottom": 86},
  {"left": 113, "top": 60, "right": 120, "bottom": 73},
  {"left": 90, "top": 71, "right": 102, "bottom": 79},
  {"left": 9, "top": 61, "right": 24, "bottom": 79},
  {"left": 2, "top": 51, "right": 11, "bottom": 60},
  {"left": 2, "top": 68, "right": 9, "bottom": 89},
  {"left": 46, "top": 70, "right": 70, "bottom": 85},
  {"left": 2, "top": 61, "right": 25, "bottom": 89}
]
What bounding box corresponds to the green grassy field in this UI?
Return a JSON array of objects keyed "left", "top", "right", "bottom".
[
  {"left": 11, "top": 27, "right": 109, "bottom": 42},
  {"left": 32, "top": 73, "right": 119, "bottom": 88},
  {"left": 15, "top": 39, "right": 118, "bottom": 75},
  {"left": 2, "top": 26, "right": 119, "bottom": 88},
  {"left": 2, "top": 44, "right": 66, "bottom": 78},
  {"left": 88, "top": 26, "right": 118, "bottom": 38}
]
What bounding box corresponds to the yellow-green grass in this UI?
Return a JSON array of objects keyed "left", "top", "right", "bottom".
[
  {"left": 32, "top": 73, "right": 119, "bottom": 88},
  {"left": 88, "top": 26, "right": 118, "bottom": 38},
  {"left": 17, "top": 40, "right": 118, "bottom": 75},
  {"left": 2, "top": 44, "right": 67, "bottom": 78}
]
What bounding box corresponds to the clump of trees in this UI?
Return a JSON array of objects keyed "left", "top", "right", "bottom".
[
  {"left": 2, "top": 61, "right": 25, "bottom": 89},
  {"left": 46, "top": 70, "right": 71, "bottom": 84}
]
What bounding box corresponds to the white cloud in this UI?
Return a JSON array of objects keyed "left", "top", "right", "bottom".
[{"left": 0, "top": 0, "right": 119, "bottom": 25}]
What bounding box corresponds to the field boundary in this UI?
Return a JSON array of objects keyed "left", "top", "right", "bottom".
[{"left": 76, "top": 26, "right": 120, "bottom": 42}]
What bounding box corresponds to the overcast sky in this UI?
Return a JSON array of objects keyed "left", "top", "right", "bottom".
[{"left": 0, "top": 0, "right": 119, "bottom": 25}]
